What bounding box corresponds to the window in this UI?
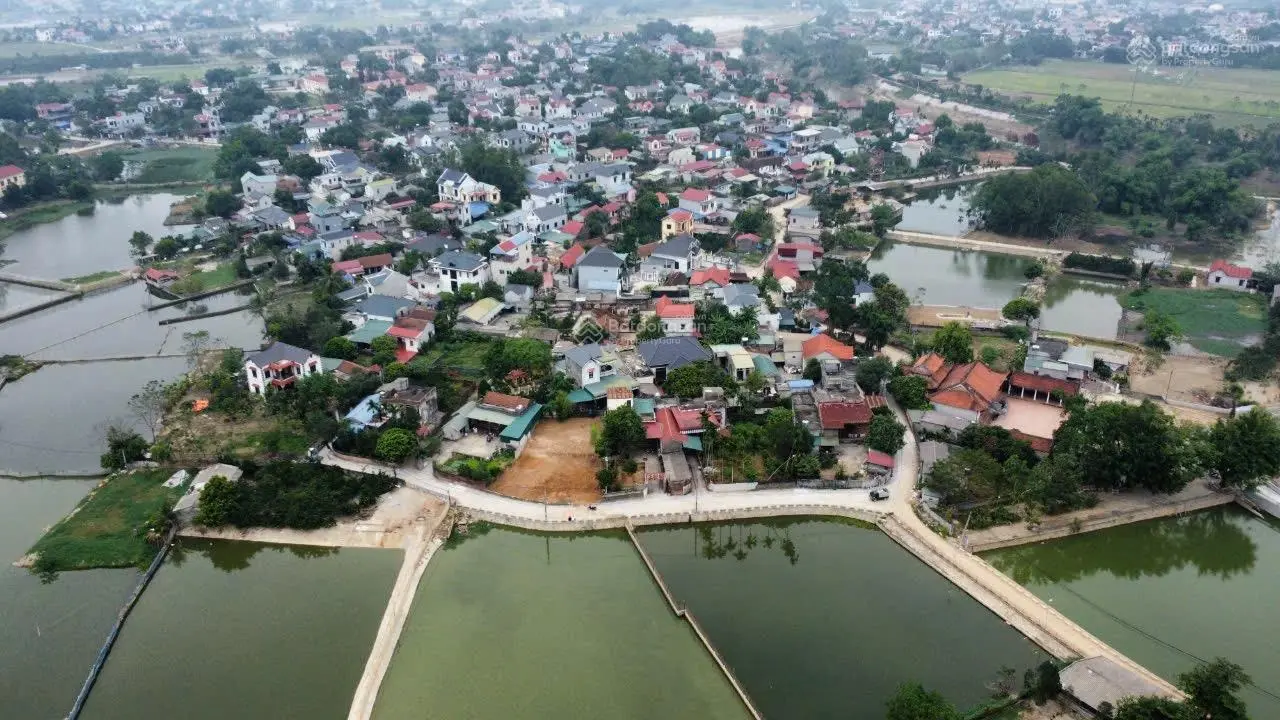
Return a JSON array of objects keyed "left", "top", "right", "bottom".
[
  {"left": 587, "top": 368, "right": 595, "bottom": 380},
  {"left": 250, "top": 367, "right": 258, "bottom": 378}
]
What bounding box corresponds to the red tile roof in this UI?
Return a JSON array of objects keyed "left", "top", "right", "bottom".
[
  {"left": 911, "top": 352, "right": 951, "bottom": 389},
  {"left": 802, "top": 334, "right": 854, "bottom": 361},
  {"left": 679, "top": 188, "right": 711, "bottom": 202},
  {"left": 1209, "top": 259, "right": 1252, "bottom": 279},
  {"left": 1009, "top": 429, "right": 1053, "bottom": 454},
  {"left": 0, "top": 164, "right": 24, "bottom": 179},
  {"left": 143, "top": 268, "right": 180, "bottom": 282},
  {"left": 690, "top": 267, "right": 730, "bottom": 287},
  {"left": 655, "top": 294, "right": 696, "bottom": 318},
  {"left": 482, "top": 391, "right": 531, "bottom": 413},
  {"left": 560, "top": 243, "right": 585, "bottom": 268},
  {"left": 1007, "top": 372, "right": 1079, "bottom": 397},
  {"left": 930, "top": 363, "right": 1008, "bottom": 413},
  {"left": 667, "top": 209, "right": 693, "bottom": 222},
  {"left": 818, "top": 401, "right": 873, "bottom": 430},
  {"left": 561, "top": 220, "right": 584, "bottom": 237},
  {"left": 867, "top": 450, "right": 896, "bottom": 468},
  {"left": 607, "top": 386, "right": 633, "bottom": 400},
  {"left": 766, "top": 257, "right": 800, "bottom": 280}
]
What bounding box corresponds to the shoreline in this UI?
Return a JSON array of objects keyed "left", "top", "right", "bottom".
[{"left": 963, "top": 479, "right": 1236, "bottom": 553}]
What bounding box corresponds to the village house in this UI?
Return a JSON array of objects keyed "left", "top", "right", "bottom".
[
  {"left": 436, "top": 168, "right": 501, "bottom": 206},
  {"left": 488, "top": 230, "right": 536, "bottom": 285},
  {"left": 636, "top": 336, "right": 714, "bottom": 382},
  {"left": 574, "top": 245, "right": 625, "bottom": 294},
  {"left": 430, "top": 250, "right": 490, "bottom": 293},
  {"left": 562, "top": 343, "right": 620, "bottom": 387},
  {"left": 661, "top": 209, "right": 694, "bottom": 239},
  {"left": 655, "top": 295, "right": 697, "bottom": 336},
  {"left": 1207, "top": 259, "right": 1252, "bottom": 291},
  {"left": 0, "top": 165, "right": 26, "bottom": 190},
  {"left": 244, "top": 341, "right": 323, "bottom": 396}
]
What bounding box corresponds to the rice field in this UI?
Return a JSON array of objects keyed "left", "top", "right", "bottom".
[{"left": 965, "top": 60, "right": 1280, "bottom": 126}]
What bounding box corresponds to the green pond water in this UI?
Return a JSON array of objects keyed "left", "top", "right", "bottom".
[
  {"left": 638, "top": 519, "right": 1047, "bottom": 720},
  {"left": 0, "top": 479, "right": 138, "bottom": 719},
  {"left": 984, "top": 507, "right": 1280, "bottom": 717},
  {"left": 373, "top": 526, "right": 747, "bottom": 720},
  {"left": 82, "top": 540, "right": 401, "bottom": 720}
]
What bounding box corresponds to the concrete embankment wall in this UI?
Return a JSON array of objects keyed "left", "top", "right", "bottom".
[
  {"left": 967, "top": 492, "right": 1236, "bottom": 553},
  {"left": 463, "top": 504, "right": 885, "bottom": 533},
  {"left": 879, "top": 513, "right": 1182, "bottom": 697},
  {"left": 347, "top": 508, "right": 452, "bottom": 720},
  {"left": 625, "top": 525, "right": 764, "bottom": 720},
  {"left": 0, "top": 291, "right": 79, "bottom": 324}
]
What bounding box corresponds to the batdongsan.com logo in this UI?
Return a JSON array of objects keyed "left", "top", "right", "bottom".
[
  {"left": 1126, "top": 34, "right": 1159, "bottom": 70},
  {"left": 575, "top": 318, "right": 607, "bottom": 344}
]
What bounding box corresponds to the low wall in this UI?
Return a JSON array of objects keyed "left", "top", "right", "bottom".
[
  {"left": 707, "top": 482, "right": 758, "bottom": 493},
  {"left": 0, "top": 291, "right": 79, "bottom": 325},
  {"left": 966, "top": 491, "right": 1235, "bottom": 553},
  {"left": 463, "top": 504, "right": 886, "bottom": 533},
  {"left": 625, "top": 525, "right": 763, "bottom": 720},
  {"left": 157, "top": 303, "right": 252, "bottom": 325}
]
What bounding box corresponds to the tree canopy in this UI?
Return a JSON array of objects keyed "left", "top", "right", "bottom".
[{"left": 1052, "top": 400, "right": 1201, "bottom": 494}]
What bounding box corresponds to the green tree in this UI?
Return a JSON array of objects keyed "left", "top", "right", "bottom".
[
  {"left": 1209, "top": 408, "right": 1280, "bottom": 488},
  {"left": 129, "top": 230, "right": 153, "bottom": 257},
  {"left": 1178, "top": 658, "right": 1251, "bottom": 720},
  {"left": 484, "top": 338, "right": 552, "bottom": 379},
  {"left": 855, "top": 356, "right": 894, "bottom": 393},
  {"left": 370, "top": 336, "right": 399, "bottom": 366},
  {"left": 931, "top": 321, "right": 974, "bottom": 364},
  {"left": 870, "top": 203, "right": 900, "bottom": 237},
  {"left": 205, "top": 189, "right": 241, "bottom": 218},
  {"left": 970, "top": 162, "right": 1096, "bottom": 238},
  {"left": 152, "top": 236, "right": 180, "bottom": 260},
  {"left": 100, "top": 425, "right": 149, "bottom": 470},
  {"left": 597, "top": 406, "right": 645, "bottom": 457},
  {"left": 887, "top": 374, "right": 931, "bottom": 410},
  {"left": 868, "top": 413, "right": 906, "bottom": 455},
  {"left": 664, "top": 361, "right": 731, "bottom": 399},
  {"left": 885, "top": 682, "right": 962, "bottom": 720},
  {"left": 1028, "top": 661, "right": 1063, "bottom": 705},
  {"left": 1053, "top": 400, "right": 1201, "bottom": 494},
  {"left": 636, "top": 318, "right": 665, "bottom": 341},
  {"left": 91, "top": 151, "right": 124, "bottom": 181},
  {"left": 764, "top": 408, "right": 812, "bottom": 462},
  {"left": 803, "top": 358, "right": 823, "bottom": 383},
  {"left": 1113, "top": 696, "right": 1192, "bottom": 720},
  {"left": 1142, "top": 310, "right": 1182, "bottom": 350},
  {"left": 194, "top": 475, "right": 238, "bottom": 526},
  {"left": 375, "top": 427, "right": 418, "bottom": 464},
  {"left": 1002, "top": 297, "right": 1042, "bottom": 326},
  {"left": 324, "top": 336, "right": 357, "bottom": 360},
  {"left": 549, "top": 390, "right": 574, "bottom": 420}
]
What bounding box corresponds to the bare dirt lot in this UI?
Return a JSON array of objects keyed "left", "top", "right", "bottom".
[{"left": 490, "top": 418, "right": 604, "bottom": 504}]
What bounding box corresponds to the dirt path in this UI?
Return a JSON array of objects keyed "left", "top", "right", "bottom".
[{"left": 490, "top": 418, "right": 604, "bottom": 503}]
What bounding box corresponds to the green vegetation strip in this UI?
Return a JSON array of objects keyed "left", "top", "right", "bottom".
[
  {"left": 61, "top": 270, "right": 122, "bottom": 284},
  {"left": 1122, "top": 287, "right": 1266, "bottom": 356},
  {"left": 964, "top": 60, "right": 1280, "bottom": 124},
  {"left": 120, "top": 147, "right": 218, "bottom": 184},
  {"left": 27, "top": 470, "right": 184, "bottom": 573}
]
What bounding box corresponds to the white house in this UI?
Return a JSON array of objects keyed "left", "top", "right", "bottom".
[
  {"left": 489, "top": 231, "right": 536, "bottom": 285},
  {"left": 244, "top": 341, "right": 322, "bottom": 396},
  {"left": 647, "top": 234, "right": 699, "bottom": 274},
  {"left": 574, "top": 245, "right": 625, "bottom": 293},
  {"left": 436, "top": 168, "right": 501, "bottom": 205},
  {"left": 430, "top": 250, "right": 490, "bottom": 293},
  {"left": 240, "top": 172, "right": 278, "bottom": 197},
  {"left": 1207, "top": 259, "right": 1252, "bottom": 291},
  {"left": 562, "top": 343, "right": 619, "bottom": 387}
]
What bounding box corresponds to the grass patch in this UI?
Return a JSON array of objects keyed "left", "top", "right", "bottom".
[
  {"left": 0, "top": 41, "right": 105, "bottom": 58},
  {"left": 412, "top": 338, "right": 494, "bottom": 374},
  {"left": 964, "top": 60, "right": 1280, "bottom": 125},
  {"left": 121, "top": 147, "right": 217, "bottom": 184},
  {"left": 0, "top": 199, "right": 94, "bottom": 241},
  {"left": 27, "top": 470, "right": 185, "bottom": 572},
  {"left": 1122, "top": 287, "right": 1267, "bottom": 356},
  {"left": 125, "top": 60, "right": 250, "bottom": 83},
  {"left": 170, "top": 262, "right": 239, "bottom": 294},
  {"left": 61, "top": 269, "right": 121, "bottom": 284}
]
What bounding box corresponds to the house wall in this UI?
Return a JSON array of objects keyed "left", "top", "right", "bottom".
[
  {"left": 576, "top": 265, "right": 621, "bottom": 293},
  {"left": 1207, "top": 270, "right": 1250, "bottom": 290}
]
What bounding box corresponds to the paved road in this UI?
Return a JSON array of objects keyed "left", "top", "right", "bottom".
[{"left": 320, "top": 405, "right": 1181, "bottom": 698}]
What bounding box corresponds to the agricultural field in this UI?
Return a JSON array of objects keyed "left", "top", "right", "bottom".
[
  {"left": 0, "top": 41, "right": 105, "bottom": 58},
  {"left": 1121, "top": 287, "right": 1267, "bottom": 357},
  {"left": 965, "top": 60, "right": 1280, "bottom": 126},
  {"left": 120, "top": 146, "right": 218, "bottom": 184},
  {"left": 125, "top": 59, "right": 250, "bottom": 83}
]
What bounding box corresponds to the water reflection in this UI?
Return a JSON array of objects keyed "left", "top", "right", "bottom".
[
  {"left": 696, "top": 522, "right": 799, "bottom": 564},
  {"left": 172, "top": 539, "right": 341, "bottom": 573},
  {"left": 988, "top": 510, "right": 1258, "bottom": 585}
]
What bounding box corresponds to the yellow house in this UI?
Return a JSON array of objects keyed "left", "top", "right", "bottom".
[{"left": 661, "top": 209, "right": 694, "bottom": 239}]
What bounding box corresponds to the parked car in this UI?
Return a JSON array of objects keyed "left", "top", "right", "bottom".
[{"left": 870, "top": 488, "right": 890, "bottom": 501}]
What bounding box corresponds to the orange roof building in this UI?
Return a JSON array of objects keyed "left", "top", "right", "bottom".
[
  {"left": 929, "top": 362, "right": 1008, "bottom": 414},
  {"left": 802, "top": 334, "right": 854, "bottom": 362},
  {"left": 910, "top": 352, "right": 951, "bottom": 390}
]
